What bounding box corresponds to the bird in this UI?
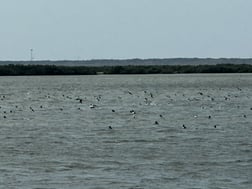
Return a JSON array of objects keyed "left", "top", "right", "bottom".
[
  {"left": 130, "top": 110, "right": 136, "bottom": 114},
  {"left": 154, "top": 121, "right": 159, "bottom": 125},
  {"left": 127, "top": 91, "right": 133, "bottom": 95},
  {"left": 89, "top": 104, "right": 97, "bottom": 109},
  {"left": 108, "top": 126, "right": 113, "bottom": 130},
  {"left": 182, "top": 124, "right": 187, "bottom": 129}
]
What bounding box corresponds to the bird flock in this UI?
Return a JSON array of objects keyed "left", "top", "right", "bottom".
[{"left": 1, "top": 84, "right": 251, "bottom": 132}]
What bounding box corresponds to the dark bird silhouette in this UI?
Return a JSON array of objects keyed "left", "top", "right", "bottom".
[
  {"left": 182, "top": 124, "right": 187, "bottom": 129},
  {"left": 128, "top": 91, "right": 133, "bottom": 95},
  {"left": 130, "top": 110, "right": 136, "bottom": 114},
  {"left": 109, "top": 126, "right": 113, "bottom": 129}
]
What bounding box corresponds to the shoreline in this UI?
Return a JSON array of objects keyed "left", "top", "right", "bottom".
[{"left": 0, "top": 64, "right": 252, "bottom": 76}]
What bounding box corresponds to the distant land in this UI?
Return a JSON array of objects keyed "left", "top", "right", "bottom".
[
  {"left": 1, "top": 58, "right": 252, "bottom": 67},
  {"left": 1, "top": 63, "right": 252, "bottom": 76}
]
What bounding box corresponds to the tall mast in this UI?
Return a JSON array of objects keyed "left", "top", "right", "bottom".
[{"left": 30, "top": 48, "right": 34, "bottom": 61}]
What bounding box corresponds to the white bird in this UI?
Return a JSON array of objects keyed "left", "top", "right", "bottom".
[{"left": 89, "top": 104, "right": 97, "bottom": 109}]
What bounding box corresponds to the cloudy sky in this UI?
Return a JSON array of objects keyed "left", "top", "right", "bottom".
[{"left": 0, "top": 0, "right": 251, "bottom": 60}]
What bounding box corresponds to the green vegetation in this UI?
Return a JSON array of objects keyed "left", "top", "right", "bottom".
[{"left": 0, "top": 64, "right": 252, "bottom": 76}]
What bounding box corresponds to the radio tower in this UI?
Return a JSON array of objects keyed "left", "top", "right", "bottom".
[{"left": 30, "top": 48, "right": 34, "bottom": 61}]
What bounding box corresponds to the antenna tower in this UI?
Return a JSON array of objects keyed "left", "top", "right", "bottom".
[{"left": 30, "top": 48, "right": 34, "bottom": 61}]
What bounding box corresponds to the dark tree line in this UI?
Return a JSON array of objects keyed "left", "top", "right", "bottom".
[
  {"left": 1, "top": 58, "right": 252, "bottom": 66},
  {"left": 0, "top": 64, "right": 252, "bottom": 76}
]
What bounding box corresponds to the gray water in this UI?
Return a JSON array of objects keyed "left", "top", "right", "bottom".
[{"left": 0, "top": 74, "right": 251, "bottom": 189}]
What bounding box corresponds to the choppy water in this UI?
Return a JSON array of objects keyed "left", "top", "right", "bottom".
[{"left": 0, "top": 74, "right": 252, "bottom": 189}]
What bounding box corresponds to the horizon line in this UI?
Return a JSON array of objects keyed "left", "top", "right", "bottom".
[{"left": 1, "top": 57, "right": 252, "bottom": 62}]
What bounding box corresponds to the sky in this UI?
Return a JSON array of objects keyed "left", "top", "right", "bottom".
[{"left": 0, "top": 0, "right": 252, "bottom": 60}]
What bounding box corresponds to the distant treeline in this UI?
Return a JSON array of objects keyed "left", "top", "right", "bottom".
[
  {"left": 0, "top": 64, "right": 252, "bottom": 76},
  {"left": 1, "top": 58, "right": 252, "bottom": 67}
]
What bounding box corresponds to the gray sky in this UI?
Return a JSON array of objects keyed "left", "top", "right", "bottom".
[{"left": 0, "top": 0, "right": 252, "bottom": 60}]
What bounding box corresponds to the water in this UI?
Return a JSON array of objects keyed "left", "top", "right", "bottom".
[{"left": 0, "top": 74, "right": 251, "bottom": 189}]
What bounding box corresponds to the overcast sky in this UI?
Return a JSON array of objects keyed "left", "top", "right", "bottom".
[{"left": 0, "top": 0, "right": 251, "bottom": 60}]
